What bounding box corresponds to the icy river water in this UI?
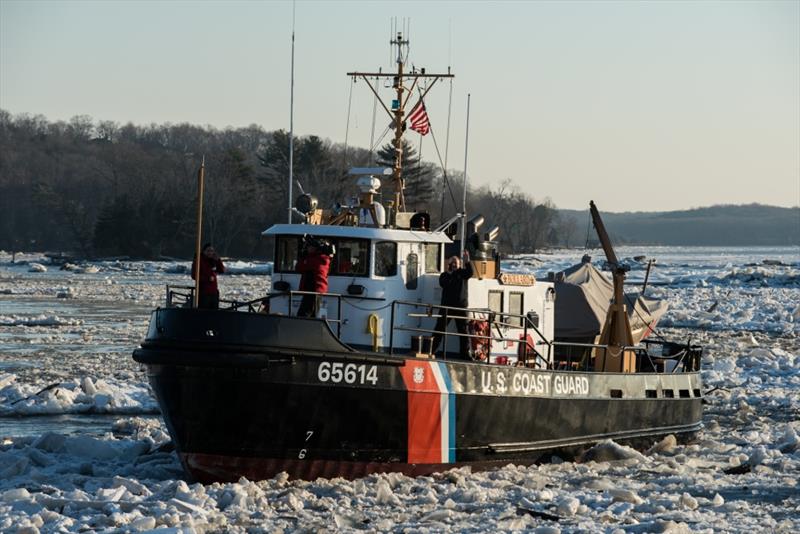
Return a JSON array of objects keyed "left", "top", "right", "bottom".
[{"left": 0, "top": 247, "right": 798, "bottom": 533}]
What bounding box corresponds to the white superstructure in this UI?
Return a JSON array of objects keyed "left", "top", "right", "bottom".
[{"left": 262, "top": 223, "right": 554, "bottom": 366}]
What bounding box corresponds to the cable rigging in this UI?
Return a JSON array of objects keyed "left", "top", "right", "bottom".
[{"left": 342, "top": 76, "right": 355, "bottom": 172}]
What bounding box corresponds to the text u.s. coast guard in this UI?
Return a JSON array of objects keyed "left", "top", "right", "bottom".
[{"left": 480, "top": 369, "right": 589, "bottom": 396}]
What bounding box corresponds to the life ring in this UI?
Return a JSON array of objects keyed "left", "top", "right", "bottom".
[{"left": 468, "top": 319, "right": 491, "bottom": 361}]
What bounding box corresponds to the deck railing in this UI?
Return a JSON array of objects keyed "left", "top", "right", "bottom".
[
  {"left": 163, "top": 285, "right": 701, "bottom": 373},
  {"left": 165, "top": 285, "right": 384, "bottom": 337},
  {"left": 388, "top": 300, "right": 553, "bottom": 368}
]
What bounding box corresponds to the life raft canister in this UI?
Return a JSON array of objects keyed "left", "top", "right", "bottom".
[{"left": 468, "top": 319, "right": 491, "bottom": 361}]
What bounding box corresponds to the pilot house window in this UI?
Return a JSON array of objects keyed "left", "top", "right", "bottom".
[
  {"left": 424, "top": 243, "right": 441, "bottom": 273},
  {"left": 488, "top": 290, "right": 503, "bottom": 323},
  {"left": 508, "top": 292, "right": 524, "bottom": 327},
  {"left": 333, "top": 239, "right": 369, "bottom": 276},
  {"left": 375, "top": 241, "right": 398, "bottom": 277},
  {"left": 275, "top": 236, "right": 301, "bottom": 273}
]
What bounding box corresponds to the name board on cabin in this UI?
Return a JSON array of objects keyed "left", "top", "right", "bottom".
[{"left": 498, "top": 273, "right": 536, "bottom": 286}]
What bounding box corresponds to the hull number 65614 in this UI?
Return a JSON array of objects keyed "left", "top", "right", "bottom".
[{"left": 318, "top": 362, "right": 378, "bottom": 385}]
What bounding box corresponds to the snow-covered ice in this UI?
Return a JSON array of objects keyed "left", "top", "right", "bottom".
[{"left": 1, "top": 246, "right": 798, "bottom": 532}]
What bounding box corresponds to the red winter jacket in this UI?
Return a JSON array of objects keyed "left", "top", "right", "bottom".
[
  {"left": 296, "top": 252, "right": 331, "bottom": 293},
  {"left": 192, "top": 255, "right": 225, "bottom": 295}
]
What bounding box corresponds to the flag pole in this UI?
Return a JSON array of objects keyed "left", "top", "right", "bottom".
[
  {"left": 460, "top": 94, "right": 471, "bottom": 257},
  {"left": 193, "top": 156, "right": 205, "bottom": 308},
  {"left": 287, "top": 0, "right": 296, "bottom": 223}
]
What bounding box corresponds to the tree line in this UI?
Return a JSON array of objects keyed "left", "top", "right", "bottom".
[{"left": 0, "top": 110, "right": 571, "bottom": 259}]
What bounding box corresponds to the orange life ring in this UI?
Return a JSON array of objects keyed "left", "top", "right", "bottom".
[{"left": 468, "top": 320, "right": 491, "bottom": 361}]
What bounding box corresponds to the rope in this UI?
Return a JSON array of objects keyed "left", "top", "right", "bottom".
[
  {"left": 623, "top": 271, "right": 670, "bottom": 344},
  {"left": 369, "top": 74, "right": 379, "bottom": 164},
  {"left": 413, "top": 85, "right": 459, "bottom": 214},
  {"left": 414, "top": 127, "right": 423, "bottom": 207},
  {"left": 369, "top": 125, "right": 391, "bottom": 154},
  {"left": 430, "top": 138, "right": 459, "bottom": 213},
  {"left": 342, "top": 77, "right": 355, "bottom": 171}
]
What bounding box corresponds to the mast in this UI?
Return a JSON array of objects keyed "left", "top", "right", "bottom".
[
  {"left": 347, "top": 32, "right": 453, "bottom": 218},
  {"left": 390, "top": 32, "right": 407, "bottom": 211}
]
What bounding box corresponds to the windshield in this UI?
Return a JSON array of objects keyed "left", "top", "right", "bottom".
[{"left": 274, "top": 235, "right": 370, "bottom": 277}]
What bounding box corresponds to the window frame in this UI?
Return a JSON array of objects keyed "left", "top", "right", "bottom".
[
  {"left": 330, "top": 237, "right": 370, "bottom": 278},
  {"left": 273, "top": 235, "right": 372, "bottom": 278},
  {"left": 405, "top": 252, "right": 419, "bottom": 290},
  {"left": 423, "top": 243, "right": 441, "bottom": 273},
  {"left": 488, "top": 290, "right": 504, "bottom": 324},
  {"left": 274, "top": 235, "right": 302, "bottom": 274},
  {"left": 508, "top": 291, "right": 524, "bottom": 327},
  {"left": 374, "top": 241, "right": 398, "bottom": 277}
]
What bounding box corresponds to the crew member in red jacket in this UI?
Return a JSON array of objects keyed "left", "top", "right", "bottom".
[
  {"left": 191, "top": 243, "right": 225, "bottom": 309},
  {"left": 296, "top": 238, "right": 332, "bottom": 317}
]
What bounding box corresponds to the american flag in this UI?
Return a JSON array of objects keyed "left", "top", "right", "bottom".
[{"left": 407, "top": 101, "right": 430, "bottom": 136}]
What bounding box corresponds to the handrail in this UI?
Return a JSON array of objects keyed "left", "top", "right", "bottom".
[
  {"left": 388, "top": 299, "right": 552, "bottom": 366},
  {"left": 163, "top": 284, "right": 701, "bottom": 373},
  {"left": 548, "top": 338, "right": 702, "bottom": 373},
  {"left": 392, "top": 299, "right": 552, "bottom": 349},
  {"left": 272, "top": 290, "right": 386, "bottom": 302}
]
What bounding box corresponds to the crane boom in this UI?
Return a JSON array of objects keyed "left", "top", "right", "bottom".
[
  {"left": 588, "top": 200, "right": 635, "bottom": 373},
  {"left": 589, "top": 200, "right": 619, "bottom": 268}
]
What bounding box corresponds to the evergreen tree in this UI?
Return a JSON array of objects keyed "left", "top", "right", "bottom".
[{"left": 376, "top": 139, "right": 435, "bottom": 212}]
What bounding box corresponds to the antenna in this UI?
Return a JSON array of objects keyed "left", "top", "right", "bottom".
[
  {"left": 448, "top": 18, "right": 453, "bottom": 67},
  {"left": 445, "top": 20, "right": 453, "bottom": 167},
  {"left": 287, "top": 0, "right": 296, "bottom": 223},
  {"left": 441, "top": 21, "right": 454, "bottom": 222},
  {"left": 389, "top": 17, "right": 395, "bottom": 66},
  {"left": 406, "top": 18, "right": 411, "bottom": 61},
  {"left": 460, "top": 94, "right": 471, "bottom": 257}
]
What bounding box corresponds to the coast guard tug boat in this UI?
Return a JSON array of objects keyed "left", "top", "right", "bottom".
[{"left": 133, "top": 34, "right": 702, "bottom": 482}]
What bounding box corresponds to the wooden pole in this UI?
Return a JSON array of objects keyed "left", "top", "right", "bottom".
[
  {"left": 392, "top": 33, "right": 407, "bottom": 213},
  {"left": 193, "top": 156, "right": 205, "bottom": 308},
  {"left": 642, "top": 259, "right": 653, "bottom": 295}
]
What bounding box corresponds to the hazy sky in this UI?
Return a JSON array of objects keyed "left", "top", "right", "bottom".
[{"left": 1, "top": 0, "right": 798, "bottom": 211}]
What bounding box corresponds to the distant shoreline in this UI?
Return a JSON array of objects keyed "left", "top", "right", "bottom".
[{"left": 558, "top": 204, "right": 800, "bottom": 247}]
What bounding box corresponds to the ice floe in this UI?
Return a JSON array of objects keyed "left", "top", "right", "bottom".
[{"left": 0, "top": 246, "right": 798, "bottom": 532}]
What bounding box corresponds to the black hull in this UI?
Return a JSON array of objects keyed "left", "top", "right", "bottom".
[
  {"left": 178, "top": 428, "right": 701, "bottom": 482},
  {"left": 133, "top": 308, "right": 702, "bottom": 482}
]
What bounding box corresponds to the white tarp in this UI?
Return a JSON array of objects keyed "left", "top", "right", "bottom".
[{"left": 554, "top": 262, "right": 667, "bottom": 344}]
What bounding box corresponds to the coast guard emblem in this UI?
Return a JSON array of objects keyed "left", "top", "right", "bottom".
[{"left": 413, "top": 367, "right": 425, "bottom": 384}]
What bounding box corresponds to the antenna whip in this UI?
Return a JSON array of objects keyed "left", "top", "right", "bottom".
[
  {"left": 287, "top": 0, "right": 296, "bottom": 223},
  {"left": 460, "top": 94, "right": 471, "bottom": 256}
]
